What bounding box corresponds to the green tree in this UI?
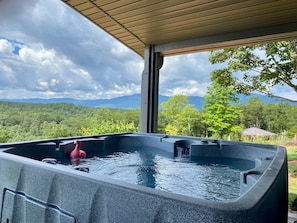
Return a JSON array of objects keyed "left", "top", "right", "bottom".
[
  {"left": 79, "top": 108, "right": 139, "bottom": 135},
  {"left": 81, "top": 120, "right": 138, "bottom": 135},
  {"left": 0, "top": 126, "right": 11, "bottom": 143},
  {"left": 160, "top": 95, "right": 200, "bottom": 136},
  {"left": 161, "top": 95, "right": 188, "bottom": 121},
  {"left": 176, "top": 105, "right": 201, "bottom": 136},
  {"left": 39, "top": 121, "right": 71, "bottom": 139},
  {"left": 209, "top": 40, "right": 297, "bottom": 101},
  {"left": 241, "top": 97, "right": 265, "bottom": 128},
  {"left": 288, "top": 125, "right": 297, "bottom": 139},
  {"left": 0, "top": 101, "right": 141, "bottom": 142},
  {"left": 202, "top": 81, "right": 242, "bottom": 139},
  {"left": 263, "top": 102, "right": 291, "bottom": 134}
]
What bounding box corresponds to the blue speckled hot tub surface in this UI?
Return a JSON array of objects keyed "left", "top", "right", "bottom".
[{"left": 0, "top": 133, "right": 288, "bottom": 223}]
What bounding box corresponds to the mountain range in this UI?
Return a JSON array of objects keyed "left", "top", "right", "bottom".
[{"left": 0, "top": 93, "right": 294, "bottom": 110}]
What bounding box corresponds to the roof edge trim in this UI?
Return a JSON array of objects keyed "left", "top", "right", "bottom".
[{"left": 155, "top": 22, "right": 297, "bottom": 56}]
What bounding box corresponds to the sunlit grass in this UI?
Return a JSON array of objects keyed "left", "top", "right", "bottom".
[
  {"left": 289, "top": 180, "right": 297, "bottom": 202},
  {"left": 287, "top": 145, "right": 297, "bottom": 161},
  {"left": 286, "top": 145, "right": 297, "bottom": 207}
]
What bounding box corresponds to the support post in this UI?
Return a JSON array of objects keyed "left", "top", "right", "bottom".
[{"left": 140, "top": 45, "right": 163, "bottom": 133}]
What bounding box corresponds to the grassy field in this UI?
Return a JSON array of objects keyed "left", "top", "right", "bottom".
[{"left": 286, "top": 145, "right": 297, "bottom": 206}]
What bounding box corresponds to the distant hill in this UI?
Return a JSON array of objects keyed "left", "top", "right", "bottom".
[{"left": 0, "top": 93, "right": 295, "bottom": 110}]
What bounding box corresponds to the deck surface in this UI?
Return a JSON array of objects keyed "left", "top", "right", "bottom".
[{"left": 288, "top": 211, "right": 297, "bottom": 223}]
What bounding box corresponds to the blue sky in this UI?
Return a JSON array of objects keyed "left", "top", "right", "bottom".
[{"left": 0, "top": 0, "right": 295, "bottom": 100}]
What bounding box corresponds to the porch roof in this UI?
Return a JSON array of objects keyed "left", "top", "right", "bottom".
[{"left": 60, "top": 0, "right": 297, "bottom": 57}]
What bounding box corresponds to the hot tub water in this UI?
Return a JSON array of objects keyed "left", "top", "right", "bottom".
[{"left": 71, "top": 150, "right": 254, "bottom": 201}]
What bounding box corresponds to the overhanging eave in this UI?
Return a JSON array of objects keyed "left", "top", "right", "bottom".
[{"left": 155, "top": 22, "right": 297, "bottom": 56}]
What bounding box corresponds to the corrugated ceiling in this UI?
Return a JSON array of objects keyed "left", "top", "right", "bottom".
[{"left": 61, "top": 0, "right": 297, "bottom": 57}]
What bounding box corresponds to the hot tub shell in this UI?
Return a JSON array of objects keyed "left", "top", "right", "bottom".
[{"left": 0, "top": 133, "right": 288, "bottom": 223}]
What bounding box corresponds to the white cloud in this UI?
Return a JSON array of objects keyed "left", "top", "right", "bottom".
[
  {"left": 104, "top": 83, "right": 141, "bottom": 98},
  {"left": 0, "top": 0, "right": 211, "bottom": 99},
  {"left": 270, "top": 86, "right": 297, "bottom": 101},
  {"left": 0, "top": 39, "right": 101, "bottom": 96},
  {"left": 111, "top": 41, "right": 132, "bottom": 58},
  {"left": 1, "top": 0, "right": 294, "bottom": 101},
  {"left": 0, "top": 39, "right": 14, "bottom": 53},
  {"left": 163, "top": 80, "right": 210, "bottom": 97},
  {"left": 159, "top": 52, "right": 215, "bottom": 96}
]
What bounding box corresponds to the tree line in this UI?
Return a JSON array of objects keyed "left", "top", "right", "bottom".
[
  {"left": 0, "top": 95, "right": 296, "bottom": 143},
  {"left": 0, "top": 102, "right": 139, "bottom": 143},
  {"left": 1, "top": 39, "right": 296, "bottom": 143}
]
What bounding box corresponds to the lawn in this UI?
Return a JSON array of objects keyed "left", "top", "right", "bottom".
[{"left": 287, "top": 145, "right": 297, "bottom": 206}]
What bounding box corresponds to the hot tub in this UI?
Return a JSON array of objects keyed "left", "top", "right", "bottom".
[{"left": 0, "top": 133, "right": 288, "bottom": 223}]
